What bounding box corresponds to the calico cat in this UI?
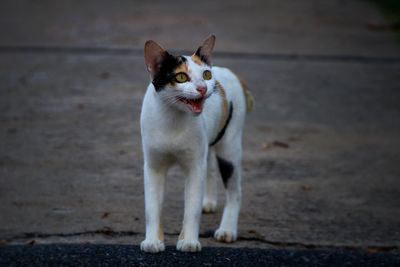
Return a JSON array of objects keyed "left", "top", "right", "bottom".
[{"left": 140, "top": 35, "right": 253, "bottom": 253}]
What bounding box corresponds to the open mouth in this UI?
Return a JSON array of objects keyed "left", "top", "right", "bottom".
[{"left": 177, "top": 96, "right": 205, "bottom": 114}]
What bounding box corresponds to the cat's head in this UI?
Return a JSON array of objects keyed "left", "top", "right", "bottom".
[{"left": 144, "top": 35, "right": 216, "bottom": 115}]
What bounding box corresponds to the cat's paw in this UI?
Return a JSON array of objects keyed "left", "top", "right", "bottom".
[
  {"left": 214, "top": 228, "right": 237, "bottom": 243},
  {"left": 202, "top": 201, "right": 217, "bottom": 213},
  {"left": 140, "top": 239, "right": 165, "bottom": 253},
  {"left": 176, "top": 239, "right": 202, "bottom": 252}
]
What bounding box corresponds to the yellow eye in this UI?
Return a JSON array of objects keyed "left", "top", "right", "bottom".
[
  {"left": 203, "top": 70, "right": 212, "bottom": 80},
  {"left": 175, "top": 72, "right": 189, "bottom": 83}
]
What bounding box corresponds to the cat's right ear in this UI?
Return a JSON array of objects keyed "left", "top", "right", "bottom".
[
  {"left": 194, "top": 35, "right": 216, "bottom": 65},
  {"left": 144, "top": 40, "right": 168, "bottom": 77}
]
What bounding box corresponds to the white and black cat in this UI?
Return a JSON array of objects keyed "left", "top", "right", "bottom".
[{"left": 140, "top": 35, "right": 253, "bottom": 253}]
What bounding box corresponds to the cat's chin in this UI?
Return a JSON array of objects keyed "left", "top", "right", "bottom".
[{"left": 177, "top": 96, "right": 205, "bottom": 115}]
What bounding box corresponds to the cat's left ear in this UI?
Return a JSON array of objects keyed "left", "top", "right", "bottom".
[
  {"left": 144, "top": 40, "right": 169, "bottom": 77},
  {"left": 194, "top": 35, "right": 216, "bottom": 65}
]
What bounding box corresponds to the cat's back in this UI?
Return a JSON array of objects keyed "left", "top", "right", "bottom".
[
  {"left": 212, "top": 66, "right": 237, "bottom": 85},
  {"left": 211, "top": 66, "right": 248, "bottom": 114}
]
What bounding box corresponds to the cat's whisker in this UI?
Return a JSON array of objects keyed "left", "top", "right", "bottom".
[
  {"left": 161, "top": 91, "right": 204, "bottom": 105},
  {"left": 161, "top": 95, "right": 182, "bottom": 107},
  {"left": 161, "top": 96, "right": 182, "bottom": 106}
]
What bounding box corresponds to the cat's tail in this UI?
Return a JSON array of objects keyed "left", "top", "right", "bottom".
[{"left": 239, "top": 79, "right": 254, "bottom": 112}]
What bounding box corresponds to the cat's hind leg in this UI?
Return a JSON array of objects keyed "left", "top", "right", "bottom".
[
  {"left": 202, "top": 148, "right": 219, "bottom": 213},
  {"left": 214, "top": 141, "right": 242, "bottom": 243}
]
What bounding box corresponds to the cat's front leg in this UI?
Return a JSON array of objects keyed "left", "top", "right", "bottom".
[
  {"left": 140, "top": 163, "right": 166, "bottom": 253},
  {"left": 177, "top": 158, "right": 207, "bottom": 252}
]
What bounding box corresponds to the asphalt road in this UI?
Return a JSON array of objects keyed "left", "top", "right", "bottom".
[
  {"left": 1, "top": 245, "right": 399, "bottom": 267},
  {"left": 0, "top": 1, "right": 400, "bottom": 266}
]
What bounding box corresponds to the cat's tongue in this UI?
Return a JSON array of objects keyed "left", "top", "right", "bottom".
[{"left": 188, "top": 98, "right": 204, "bottom": 114}]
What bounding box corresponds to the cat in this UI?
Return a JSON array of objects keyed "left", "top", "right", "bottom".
[{"left": 140, "top": 35, "right": 253, "bottom": 253}]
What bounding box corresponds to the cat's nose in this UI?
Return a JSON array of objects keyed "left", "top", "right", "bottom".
[{"left": 196, "top": 87, "right": 207, "bottom": 96}]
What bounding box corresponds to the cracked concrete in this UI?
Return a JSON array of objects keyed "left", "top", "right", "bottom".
[{"left": 0, "top": 0, "right": 400, "bottom": 252}]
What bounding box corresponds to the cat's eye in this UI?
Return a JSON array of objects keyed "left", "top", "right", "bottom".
[
  {"left": 175, "top": 72, "right": 189, "bottom": 83},
  {"left": 203, "top": 70, "right": 212, "bottom": 80}
]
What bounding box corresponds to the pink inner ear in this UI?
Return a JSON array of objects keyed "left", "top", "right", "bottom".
[
  {"left": 144, "top": 40, "right": 166, "bottom": 76},
  {"left": 196, "top": 35, "right": 216, "bottom": 65}
]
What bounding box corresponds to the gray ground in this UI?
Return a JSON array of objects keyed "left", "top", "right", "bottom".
[
  {"left": 1, "top": 245, "right": 400, "bottom": 267},
  {"left": 0, "top": 0, "right": 399, "bottom": 253}
]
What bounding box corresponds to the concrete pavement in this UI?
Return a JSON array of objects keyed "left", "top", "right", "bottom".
[{"left": 0, "top": 0, "right": 399, "bottom": 258}]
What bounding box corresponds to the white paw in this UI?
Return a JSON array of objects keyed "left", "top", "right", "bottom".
[
  {"left": 214, "top": 229, "right": 237, "bottom": 243},
  {"left": 140, "top": 239, "right": 165, "bottom": 253},
  {"left": 176, "top": 239, "right": 202, "bottom": 252},
  {"left": 202, "top": 201, "right": 217, "bottom": 213}
]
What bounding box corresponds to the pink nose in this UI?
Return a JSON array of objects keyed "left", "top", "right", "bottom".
[{"left": 196, "top": 87, "right": 207, "bottom": 96}]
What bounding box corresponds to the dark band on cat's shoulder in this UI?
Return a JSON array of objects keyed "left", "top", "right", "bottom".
[
  {"left": 152, "top": 55, "right": 186, "bottom": 91},
  {"left": 210, "top": 101, "right": 233, "bottom": 146}
]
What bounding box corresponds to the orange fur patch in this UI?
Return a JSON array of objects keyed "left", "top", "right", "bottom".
[
  {"left": 215, "top": 80, "right": 229, "bottom": 130},
  {"left": 165, "top": 62, "right": 188, "bottom": 88},
  {"left": 191, "top": 54, "right": 203, "bottom": 66},
  {"left": 174, "top": 62, "right": 188, "bottom": 74},
  {"left": 231, "top": 72, "right": 254, "bottom": 112}
]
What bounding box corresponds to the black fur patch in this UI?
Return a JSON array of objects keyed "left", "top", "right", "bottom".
[
  {"left": 217, "top": 156, "right": 234, "bottom": 187},
  {"left": 152, "top": 55, "right": 186, "bottom": 91},
  {"left": 210, "top": 101, "right": 233, "bottom": 146}
]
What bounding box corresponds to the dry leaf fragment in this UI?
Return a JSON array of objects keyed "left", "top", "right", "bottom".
[
  {"left": 301, "top": 185, "right": 312, "bottom": 192},
  {"left": 261, "top": 143, "right": 270, "bottom": 150},
  {"left": 365, "top": 246, "right": 396, "bottom": 253},
  {"left": 6, "top": 128, "right": 17, "bottom": 134},
  {"left": 288, "top": 136, "right": 300, "bottom": 142},
  {"left": 273, "top": 141, "right": 289, "bottom": 148},
  {"left": 100, "top": 72, "right": 110, "bottom": 79},
  {"left": 366, "top": 21, "right": 392, "bottom": 31}
]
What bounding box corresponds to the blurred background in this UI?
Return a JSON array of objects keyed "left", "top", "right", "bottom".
[{"left": 0, "top": 0, "right": 399, "bottom": 251}]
